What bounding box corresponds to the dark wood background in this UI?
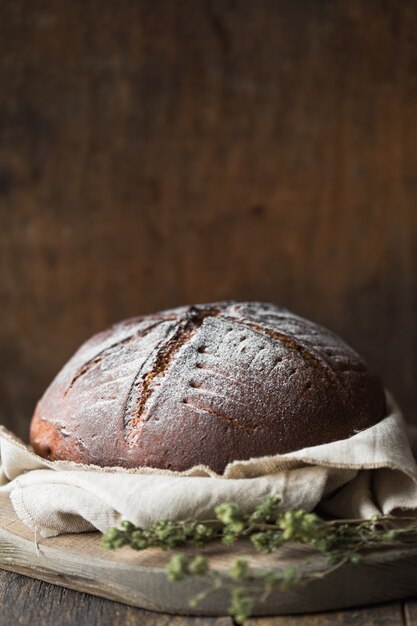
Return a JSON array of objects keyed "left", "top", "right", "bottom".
[{"left": 1, "top": 0, "right": 416, "bottom": 439}]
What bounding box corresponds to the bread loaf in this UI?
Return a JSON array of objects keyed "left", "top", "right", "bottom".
[{"left": 29, "top": 301, "right": 386, "bottom": 473}]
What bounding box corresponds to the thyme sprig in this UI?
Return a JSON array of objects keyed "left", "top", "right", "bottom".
[{"left": 101, "top": 496, "right": 417, "bottom": 623}]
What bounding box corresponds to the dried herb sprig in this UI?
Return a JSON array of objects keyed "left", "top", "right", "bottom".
[{"left": 101, "top": 496, "right": 417, "bottom": 623}]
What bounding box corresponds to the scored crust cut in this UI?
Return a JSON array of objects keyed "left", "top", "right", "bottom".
[{"left": 29, "top": 301, "right": 386, "bottom": 473}]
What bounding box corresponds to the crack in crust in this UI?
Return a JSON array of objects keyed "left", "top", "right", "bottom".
[
  {"left": 222, "top": 314, "right": 357, "bottom": 412},
  {"left": 184, "top": 399, "right": 255, "bottom": 432},
  {"left": 126, "top": 306, "right": 222, "bottom": 433},
  {"left": 64, "top": 319, "right": 172, "bottom": 396}
]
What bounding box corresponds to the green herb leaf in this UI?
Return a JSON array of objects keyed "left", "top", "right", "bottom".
[{"left": 101, "top": 496, "right": 417, "bottom": 623}]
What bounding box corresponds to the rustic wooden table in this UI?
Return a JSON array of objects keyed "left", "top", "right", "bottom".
[{"left": 0, "top": 569, "right": 415, "bottom": 626}]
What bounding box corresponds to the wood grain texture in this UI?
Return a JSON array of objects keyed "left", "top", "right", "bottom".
[
  {"left": 0, "top": 0, "right": 417, "bottom": 439},
  {"left": 404, "top": 600, "right": 417, "bottom": 626},
  {"left": 0, "top": 570, "right": 232, "bottom": 626},
  {"left": 1, "top": 493, "right": 417, "bottom": 619},
  {"left": 246, "top": 602, "right": 405, "bottom": 625}
]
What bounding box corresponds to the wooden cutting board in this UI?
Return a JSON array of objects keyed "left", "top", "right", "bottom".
[{"left": 1, "top": 492, "right": 417, "bottom": 617}]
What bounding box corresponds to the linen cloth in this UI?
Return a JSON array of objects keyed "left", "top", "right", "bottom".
[{"left": 1, "top": 390, "right": 417, "bottom": 538}]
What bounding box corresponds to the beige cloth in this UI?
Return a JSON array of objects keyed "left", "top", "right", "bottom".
[{"left": 1, "top": 390, "right": 417, "bottom": 538}]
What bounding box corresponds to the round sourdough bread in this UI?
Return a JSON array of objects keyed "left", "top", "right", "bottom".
[{"left": 29, "top": 301, "right": 386, "bottom": 473}]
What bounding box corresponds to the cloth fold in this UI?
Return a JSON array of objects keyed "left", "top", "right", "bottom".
[{"left": 1, "top": 390, "right": 416, "bottom": 538}]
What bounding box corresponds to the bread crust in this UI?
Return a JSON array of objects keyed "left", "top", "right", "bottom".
[{"left": 29, "top": 301, "right": 386, "bottom": 473}]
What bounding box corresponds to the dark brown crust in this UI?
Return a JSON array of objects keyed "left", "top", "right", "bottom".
[
  {"left": 29, "top": 301, "right": 387, "bottom": 474},
  {"left": 64, "top": 319, "right": 167, "bottom": 396},
  {"left": 126, "top": 306, "right": 221, "bottom": 431}
]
